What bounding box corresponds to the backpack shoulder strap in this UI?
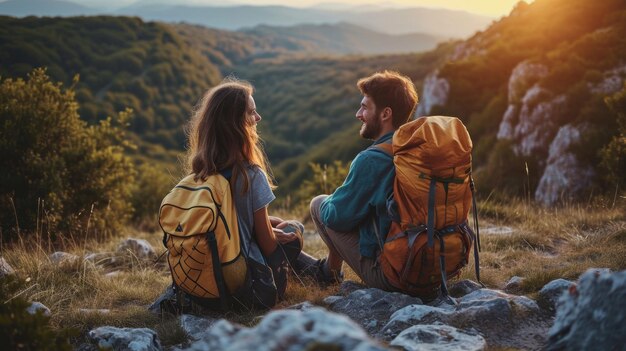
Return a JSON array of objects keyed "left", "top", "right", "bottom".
[{"left": 369, "top": 142, "right": 393, "bottom": 158}]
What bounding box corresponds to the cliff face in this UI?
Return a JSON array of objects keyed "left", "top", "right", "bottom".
[{"left": 416, "top": 0, "right": 626, "bottom": 205}]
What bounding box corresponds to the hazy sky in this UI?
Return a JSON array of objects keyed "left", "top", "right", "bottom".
[{"left": 75, "top": 0, "right": 532, "bottom": 17}]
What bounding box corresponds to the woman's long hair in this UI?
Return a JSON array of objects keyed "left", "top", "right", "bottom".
[{"left": 186, "top": 78, "right": 274, "bottom": 193}]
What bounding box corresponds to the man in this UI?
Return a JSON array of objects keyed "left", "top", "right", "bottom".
[{"left": 310, "top": 70, "right": 418, "bottom": 289}]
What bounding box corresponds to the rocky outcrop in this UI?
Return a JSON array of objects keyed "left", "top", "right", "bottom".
[
  {"left": 535, "top": 124, "right": 595, "bottom": 206},
  {"left": 497, "top": 84, "right": 567, "bottom": 159},
  {"left": 588, "top": 64, "right": 626, "bottom": 95},
  {"left": 547, "top": 269, "right": 626, "bottom": 350},
  {"left": 415, "top": 70, "right": 450, "bottom": 117},
  {"left": 88, "top": 327, "right": 162, "bottom": 351},
  {"left": 497, "top": 59, "right": 603, "bottom": 205}
]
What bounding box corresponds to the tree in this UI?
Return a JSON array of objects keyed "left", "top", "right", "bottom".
[{"left": 0, "top": 68, "right": 135, "bottom": 242}]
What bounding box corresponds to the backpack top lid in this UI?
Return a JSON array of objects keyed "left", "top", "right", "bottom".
[
  {"left": 159, "top": 173, "right": 235, "bottom": 238},
  {"left": 394, "top": 116, "right": 472, "bottom": 172}
]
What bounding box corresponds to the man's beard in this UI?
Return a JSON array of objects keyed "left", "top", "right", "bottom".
[{"left": 359, "top": 114, "right": 382, "bottom": 140}]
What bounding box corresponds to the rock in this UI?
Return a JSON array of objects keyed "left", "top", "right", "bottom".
[
  {"left": 149, "top": 285, "right": 176, "bottom": 314},
  {"left": 325, "top": 288, "right": 422, "bottom": 335},
  {"left": 84, "top": 252, "right": 115, "bottom": 266},
  {"left": 390, "top": 324, "right": 487, "bottom": 351},
  {"left": 504, "top": 276, "right": 525, "bottom": 294},
  {"left": 180, "top": 314, "right": 217, "bottom": 341},
  {"left": 286, "top": 301, "right": 316, "bottom": 311},
  {"left": 183, "top": 307, "right": 386, "bottom": 351},
  {"left": 0, "top": 257, "right": 15, "bottom": 276},
  {"left": 27, "top": 301, "right": 51, "bottom": 317},
  {"left": 117, "top": 238, "right": 156, "bottom": 260},
  {"left": 88, "top": 326, "right": 162, "bottom": 351},
  {"left": 382, "top": 288, "right": 550, "bottom": 350},
  {"left": 339, "top": 280, "right": 367, "bottom": 295},
  {"left": 547, "top": 269, "right": 626, "bottom": 350},
  {"left": 535, "top": 124, "right": 595, "bottom": 206},
  {"left": 415, "top": 70, "right": 450, "bottom": 117},
  {"left": 49, "top": 251, "right": 80, "bottom": 265},
  {"left": 449, "top": 280, "right": 483, "bottom": 298},
  {"left": 537, "top": 278, "right": 572, "bottom": 314}
]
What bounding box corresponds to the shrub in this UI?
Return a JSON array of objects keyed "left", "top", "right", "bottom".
[
  {"left": 599, "top": 83, "right": 626, "bottom": 190},
  {"left": 0, "top": 68, "right": 135, "bottom": 242}
]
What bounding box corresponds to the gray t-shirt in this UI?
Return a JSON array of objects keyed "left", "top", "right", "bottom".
[{"left": 232, "top": 165, "right": 275, "bottom": 263}]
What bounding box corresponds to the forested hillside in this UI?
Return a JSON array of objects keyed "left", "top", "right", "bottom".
[{"left": 0, "top": 16, "right": 220, "bottom": 153}]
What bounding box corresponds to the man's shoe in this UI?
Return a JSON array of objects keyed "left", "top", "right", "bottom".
[{"left": 307, "top": 257, "right": 343, "bottom": 287}]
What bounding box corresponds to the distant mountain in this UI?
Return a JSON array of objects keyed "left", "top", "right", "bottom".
[
  {"left": 0, "top": 0, "right": 492, "bottom": 39},
  {"left": 116, "top": 4, "right": 491, "bottom": 38},
  {"left": 242, "top": 22, "right": 447, "bottom": 55},
  {"left": 0, "top": 0, "right": 101, "bottom": 16}
]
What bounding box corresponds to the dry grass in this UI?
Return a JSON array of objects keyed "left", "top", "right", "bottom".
[
  {"left": 1, "top": 196, "right": 624, "bottom": 345},
  {"left": 458, "top": 197, "right": 626, "bottom": 294}
]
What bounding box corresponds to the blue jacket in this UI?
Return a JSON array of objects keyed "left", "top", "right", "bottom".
[{"left": 320, "top": 132, "right": 394, "bottom": 258}]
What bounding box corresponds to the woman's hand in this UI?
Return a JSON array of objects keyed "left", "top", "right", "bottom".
[
  {"left": 272, "top": 227, "right": 297, "bottom": 244},
  {"left": 269, "top": 215, "right": 285, "bottom": 227}
]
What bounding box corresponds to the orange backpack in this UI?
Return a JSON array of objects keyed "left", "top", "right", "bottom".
[{"left": 375, "top": 116, "right": 482, "bottom": 300}]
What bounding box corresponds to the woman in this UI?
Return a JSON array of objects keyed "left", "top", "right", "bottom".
[{"left": 185, "top": 78, "right": 318, "bottom": 308}]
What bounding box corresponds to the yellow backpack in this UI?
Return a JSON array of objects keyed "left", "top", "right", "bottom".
[
  {"left": 376, "top": 116, "right": 482, "bottom": 300},
  {"left": 158, "top": 172, "right": 247, "bottom": 306}
]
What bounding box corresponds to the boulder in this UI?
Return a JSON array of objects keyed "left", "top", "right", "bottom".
[
  {"left": 0, "top": 257, "right": 15, "bottom": 276},
  {"left": 504, "top": 276, "right": 525, "bottom": 294},
  {"left": 325, "top": 288, "right": 422, "bottom": 335},
  {"left": 117, "top": 238, "right": 156, "bottom": 260},
  {"left": 537, "top": 278, "right": 572, "bottom": 314},
  {"left": 390, "top": 324, "right": 487, "bottom": 351},
  {"left": 381, "top": 288, "right": 550, "bottom": 350},
  {"left": 547, "top": 269, "right": 626, "bottom": 350},
  {"left": 182, "top": 307, "right": 386, "bottom": 351},
  {"left": 88, "top": 326, "right": 162, "bottom": 351},
  {"left": 26, "top": 301, "right": 51, "bottom": 317}
]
